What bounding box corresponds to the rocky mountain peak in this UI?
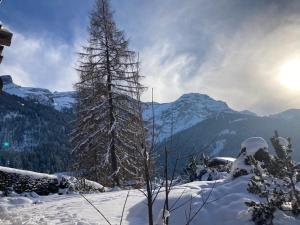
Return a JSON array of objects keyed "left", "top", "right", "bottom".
[
  {"left": 1, "top": 75, "right": 75, "bottom": 111},
  {"left": 1, "top": 75, "right": 13, "bottom": 85}
]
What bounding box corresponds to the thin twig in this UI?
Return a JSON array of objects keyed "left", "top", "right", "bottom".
[
  {"left": 152, "top": 182, "right": 164, "bottom": 204},
  {"left": 169, "top": 189, "right": 186, "bottom": 211},
  {"left": 187, "top": 195, "right": 193, "bottom": 224},
  {"left": 185, "top": 181, "right": 217, "bottom": 225},
  {"left": 79, "top": 193, "right": 112, "bottom": 225},
  {"left": 170, "top": 193, "right": 198, "bottom": 212},
  {"left": 120, "top": 190, "right": 130, "bottom": 225}
]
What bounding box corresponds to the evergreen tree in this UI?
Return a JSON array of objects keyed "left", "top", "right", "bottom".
[
  {"left": 71, "top": 0, "right": 145, "bottom": 187},
  {"left": 246, "top": 131, "right": 300, "bottom": 225}
]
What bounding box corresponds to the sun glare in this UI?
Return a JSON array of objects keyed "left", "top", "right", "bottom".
[{"left": 279, "top": 58, "right": 300, "bottom": 91}]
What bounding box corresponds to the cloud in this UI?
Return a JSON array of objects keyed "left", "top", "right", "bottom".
[
  {"left": 141, "top": 42, "right": 197, "bottom": 102},
  {"left": 137, "top": 0, "right": 300, "bottom": 114},
  {"left": 0, "top": 28, "right": 82, "bottom": 92},
  {"left": 3, "top": 0, "right": 300, "bottom": 115}
]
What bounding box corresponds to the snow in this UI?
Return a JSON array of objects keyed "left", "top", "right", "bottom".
[
  {"left": 155, "top": 209, "right": 170, "bottom": 225},
  {"left": 2, "top": 112, "right": 22, "bottom": 121},
  {"left": 53, "top": 91, "right": 76, "bottom": 111},
  {"left": 0, "top": 165, "right": 299, "bottom": 224},
  {"left": 241, "top": 137, "right": 268, "bottom": 155},
  {"left": 2, "top": 76, "right": 239, "bottom": 142},
  {"left": 2, "top": 174, "right": 293, "bottom": 225},
  {"left": 218, "top": 129, "right": 236, "bottom": 136},
  {"left": 213, "top": 157, "right": 236, "bottom": 163},
  {"left": 210, "top": 139, "right": 226, "bottom": 156},
  {"left": 0, "top": 166, "right": 57, "bottom": 180},
  {"left": 296, "top": 182, "right": 300, "bottom": 191},
  {"left": 143, "top": 93, "right": 233, "bottom": 142},
  {"left": 229, "top": 118, "right": 248, "bottom": 123},
  {"left": 1, "top": 75, "right": 76, "bottom": 111},
  {"left": 278, "top": 137, "right": 289, "bottom": 149},
  {"left": 231, "top": 155, "right": 251, "bottom": 175},
  {"left": 231, "top": 137, "right": 268, "bottom": 176},
  {"left": 0, "top": 176, "right": 254, "bottom": 225}
]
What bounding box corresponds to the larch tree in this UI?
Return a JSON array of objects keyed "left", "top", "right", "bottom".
[{"left": 71, "top": 0, "right": 145, "bottom": 187}]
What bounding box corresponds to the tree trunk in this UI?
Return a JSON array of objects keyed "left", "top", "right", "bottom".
[{"left": 103, "top": 0, "right": 119, "bottom": 187}]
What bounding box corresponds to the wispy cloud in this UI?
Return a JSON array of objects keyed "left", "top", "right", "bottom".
[
  {"left": 135, "top": 0, "right": 300, "bottom": 114},
  {"left": 2, "top": 0, "right": 300, "bottom": 114},
  {"left": 0, "top": 28, "right": 82, "bottom": 92}
]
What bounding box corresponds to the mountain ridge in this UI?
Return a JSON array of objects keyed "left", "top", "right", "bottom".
[
  {"left": 2, "top": 75, "right": 300, "bottom": 173},
  {"left": 1, "top": 75, "right": 76, "bottom": 111}
]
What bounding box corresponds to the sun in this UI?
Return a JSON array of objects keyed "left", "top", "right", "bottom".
[{"left": 278, "top": 58, "right": 300, "bottom": 91}]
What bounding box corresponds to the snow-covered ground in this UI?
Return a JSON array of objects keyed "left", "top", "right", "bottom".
[
  {"left": 1, "top": 137, "right": 300, "bottom": 225},
  {"left": 1, "top": 173, "right": 299, "bottom": 225}
]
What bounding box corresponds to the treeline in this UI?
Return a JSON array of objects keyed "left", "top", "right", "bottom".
[
  {"left": 0, "top": 92, "right": 73, "bottom": 173},
  {"left": 0, "top": 144, "right": 71, "bottom": 173}
]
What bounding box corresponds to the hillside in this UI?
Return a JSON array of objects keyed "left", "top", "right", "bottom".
[
  {"left": 158, "top": 111, "right": 300, "bottom": 170},
  {"left": 0, "top": 92, "right": 73, "bottom": 173}
]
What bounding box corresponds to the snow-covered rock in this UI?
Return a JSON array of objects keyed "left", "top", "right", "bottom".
[{"left": 0, "top": 166, "right": 104, "bottom": 195}]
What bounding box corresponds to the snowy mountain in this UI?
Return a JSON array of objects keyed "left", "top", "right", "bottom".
[
  {"left": 1, "top": 75, "right": 76, "bottom": 111},
  {"left": 2, "top": 75, "right": 235, "bottom": 141},
  {"left": 270, "top": 108, "right": 300, "bottom": 121},
  {"left": 3, "top": 75, "right": 300, "bottom": 173},
  {"left": 143, "top": 93, "right": 234, "bottom": 141},
  {"left": 239, "top": 110, "right": 257, "bottom": 116}
]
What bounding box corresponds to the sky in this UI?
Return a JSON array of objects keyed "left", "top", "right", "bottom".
[{"left": 1, "top": 0, "right": 300, "bottom": 115}]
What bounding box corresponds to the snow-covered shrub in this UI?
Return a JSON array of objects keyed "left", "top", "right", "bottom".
[
  {"left": 183, "top": 155, "right": 199, "bottom": 182},
  {"left": 183, "top": 155, "right": 234, "bottom": 182},
  {"left": 231, "top": 137, "right": 269, "bottom": 178},
  {"left": 245, "top": 132, "right": 300, "bottom": 225},
  {"left": 245, "top": 201, "right": 276, "bottom": 225}
]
